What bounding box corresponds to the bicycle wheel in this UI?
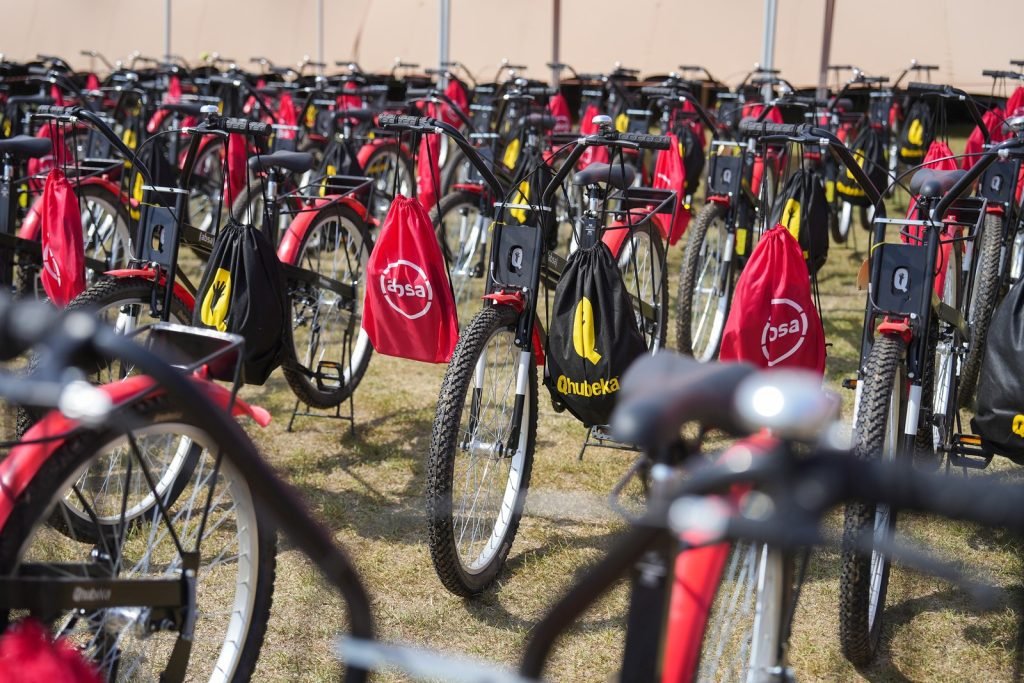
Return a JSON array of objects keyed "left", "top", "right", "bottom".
[
  {"left": 0, "top": 396, "right": 276, "bottom": 681},
  {"left": 832, "top": 201, "right": 854, "bottom": 244},
  {"left": 676, "top": 202, "right": 731, "bottom": 361},
  {"left": 693, "top": 543, "right": 788, "bottom": 682},
  {"left": 839, "top": 333, "right": 906, "bottom": 665},
  {"left": 79, "top": 183, "right": 132, "bottom": 278},
  {"left": 282, "top": 202, "right": 373, "bottom": 408},
  {"left": 190, "top": 139, "right": 225, "bottom": 233},
  {"left": 927, "top": 242, "right": 963, "bottom": 456},
  {"left": 616, "top": 223, "right": 667, "bottom": 352},
  {"left": 362, "top": 144, "right": 415, "bottom": 221},
  {"left": 427, "top": 304, "right": 537, "bottom": 596},
  {"left": 431, "top": 190, "right": 489, "bottom": 325},
  {"left": 958, "top": 214, "right": 1002, "bottom": 408}
]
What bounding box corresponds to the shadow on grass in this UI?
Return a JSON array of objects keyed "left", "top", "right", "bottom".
[{"left": 460, "top": 526, "right": 628, "bottom": 633}]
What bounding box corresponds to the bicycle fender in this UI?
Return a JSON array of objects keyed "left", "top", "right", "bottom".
[
  {"left": 355, "top": 138, "right": 413, "bottom": 169},
  {"left": 276, "top": 196, "right": 368, "bottom": 264},
  {"left": 18, "top": 176, "right": 128, "bottom": 241},
  {"left": 877, "top": 318, "right": 913, "bottom": 344},
  {"left": 450, "top": 183, "right": 487, "bottom": 195},
  {"left": 101, "top": 270, "right": 197, "bottom": 309},
  {"left": 0, "top": 375, "right": 270, "bottom": 530},
  {"left": 706, "top": 195, "right": 731, "bottom": 207}
]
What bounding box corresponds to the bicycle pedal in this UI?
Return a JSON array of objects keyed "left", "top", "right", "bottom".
[
  {"left": 841, "top": 377, "right": 858, "bottom": 390},
  {"left": 314, "top": 360, "right": 344, "bottom": 391},
  {"left": 949, "top": 433, "right": 994, "bottom": 470}
]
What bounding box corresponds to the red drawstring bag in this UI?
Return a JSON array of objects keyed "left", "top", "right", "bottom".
[
  {"left": 0, "top": 619, "right": 101, "bottom": 683},
  {"left": 719, "top": 225, "right": 825, "bottom": 374},
  {"left": 651, "top": 133, "right": 691, "bottom": 245},
  {"left": 224, "top": 133, "right": 248, "bottom": 206},
  {"left": 578, "top": 104, "right": 610, "bottom": 169},
  {"left": 338, "top": 81, "right": 362, "bottom": 111},
  {"left": 1007, "top": 86, "right": 1024, "bottom": 119},
  {"left": 39, "top": 169, "right": 86, "bottom": 307},
  {"left": 417, "top": 120, "right": 442, "bottom": 210},
  {"left": 548, "top": 93, "right": 572, "bottom": 133},
  {"left": 904, "top": 141, "right": 961, "bottom": 297},
  {"left": 277, "top": 92, "right": 298, "bottom": 141},
  {"left": 362, "top": 195, "right": 459, "bottom": 363},
  {"left": 962, "top": 107, "right": 1006, "bottom": 170},
  {"left": 440, "top": 79, "right": 469, "bottom": 127}
]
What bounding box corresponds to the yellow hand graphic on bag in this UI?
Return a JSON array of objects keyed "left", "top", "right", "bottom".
[
  {"left": 573, "top": 296, "right": 602, "bottom": 365},
  {"left": 1013, "top": 414, "right": 1024, "bottom": 438},
  {"left": 201, "top": 268, "right": 232, "bottom": 332}
]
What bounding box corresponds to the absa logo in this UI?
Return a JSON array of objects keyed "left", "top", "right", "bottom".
[
  {"left": 379, "top": 260, "right": 434, "bottom": 320},
  {"left": 760, "top": 297, "right": 808, "bottom": 367}
]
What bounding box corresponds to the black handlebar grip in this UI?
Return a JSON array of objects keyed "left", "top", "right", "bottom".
[
  {"left": 526, "top": 86, "right": 555, "bottom": 97},
  {"left": 33, "top": 104, "right": 77, "bottom": 117},
  {"left": 738, "top": 120, "right": 808, "bottom": 137},
  {"left": 908, "top": 81, "right": 947, "bottom": 93},
  {"left": 219, "top": 118, "right": 272, "bottom": 137},
  {"left": 640, "top": 86, "right": 678, "bottom": 97},
  {"left": 377, "top": 113, "right": 436, "bottom": 129},
  {"left": 618, "top": 132, "right": 672, "bottom": 150}
]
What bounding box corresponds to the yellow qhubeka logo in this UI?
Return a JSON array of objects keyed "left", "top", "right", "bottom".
[
  {"left": 200, "top": 268, "right": 232, "bottom": 332},
  {"left": 572, "top": 297, "right": 602, "bottom": 365},
  {"left": 907, "top": 118, "right": 925, "bottom": 147},
  {"left": 556, "top": 296, "right": 622, "bottom": 398},
  {"left": 1013, "top": 414, "right": 1024, "bottom": 438}
]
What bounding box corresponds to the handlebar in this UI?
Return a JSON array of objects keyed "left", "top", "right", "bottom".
[
  {"left": 739, "top": 120, "right": 885, "bottom": 207},
  {"left": 907, "top": 82, "right": 989, "bottom": 143},
  {"left": 932, "top": 135, "right": 1024, "bottom": 220}
]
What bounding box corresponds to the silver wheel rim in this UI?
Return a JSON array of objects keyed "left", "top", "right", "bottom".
[
  {"left": 293, "top": 210, "right": 369, "bottom": 388},
  {"left": 11, "top": 423, "right": 259, "bottom": 682},
  {"left": 452, "top": 330, "right": 530, "bottom": 573},
  {"left": 868, "top": 371, "right": 900, "bottom": 629},
  {"left": 618, "top": 229, "right": 663, "bottom": 352},
  {"left": 691, "top": 216, "right": 729, "bottom": 361}
]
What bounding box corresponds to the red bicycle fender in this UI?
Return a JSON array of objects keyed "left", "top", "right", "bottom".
[
  {"left": 147, "top": 108, "right": 170, "bottom": 135},
  {"left": 706, "top": 195, "right": 730, "bottom": 207},
  {"left": 277, "top": 197, "right": 368, "bottom": 264},
  {"left": 102, "top": 270, "right": 197, "bottom": 309},
  {"left": 602, "top": 222, "right": 629, "bottom": 257},
  {"left": 986, "top": 203, "right": 1005, "bottom": 216},
  {"left": 355, "top": 139, "right": 412, "bottom": 169},
  {"left": 0, "top": 375, "right": 269, "bottom": 530},
  {"left": 19, "top": 176, "right": 127, "bottom": 241},
  {"left": 480, "top": 293, "right": 545, "bottom": 366},
  {"left": 877, "top": 318, "right": 913, "bottom": 344},
  {"left": 450, "top": 183, "right": 486, "bottom": 195}
]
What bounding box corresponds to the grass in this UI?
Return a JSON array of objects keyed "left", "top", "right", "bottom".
[{"left": 234, "top": 174, "right": 1024, "bottom": 682}]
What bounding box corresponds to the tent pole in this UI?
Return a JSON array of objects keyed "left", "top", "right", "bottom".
[
  {"left": 317, "top": 0, "right": 325, "bottom": 76},
  {"left": 552, "top": 0, "right": 561, "bottom": 87},
  {"left": 818, "top": 0, "right": 837, "bottom": 99},
  {"left": 440, "top": 0, "right": 451, "bottom": 87},
  {"left": 760, "top": 0, "right": 778, "bottom": 99},
  {"left": 164, "top": 0, "right": 171, "bottom": 62}
]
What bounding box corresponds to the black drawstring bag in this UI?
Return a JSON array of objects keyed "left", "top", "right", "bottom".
[
  {"left": 544, "top": 242, "right": 647, "bottom": 427},
  {"left": 769, "top": 169, "right": 830, "bottom": 275},
  {"left": 973, "top": 277, "right": 1024, "bottom": 463},
  {"left": 836, "top": 126, "right": 888, "bottom": 207},
  {"left": 898, "top": 100, "right": 934, "bottom": 164},
  {"left": 192, "top": 218, "right": 289, "bottom": 385}
]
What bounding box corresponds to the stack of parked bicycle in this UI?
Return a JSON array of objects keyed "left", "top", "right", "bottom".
[{"left": 2, "top": 50, "right": 1024, "bottom": 681}]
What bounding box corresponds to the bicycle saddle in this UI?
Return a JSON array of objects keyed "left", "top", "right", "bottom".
[
  {"left": 0, "top": 135, "right": 51, "bottom": 159},
  {"left": 610, "top": 352, "right": 755, "bottom": 449},
  {"left": 335, "top": 108, "right": 378, "bottom": 123},
  {"left": 572, "top": 162, "right": 636, "bottom": 190},
  {"left": 248, "top": 150, "right": 314, "bottom": 173},
  {"left": 909, "top": 168, "right": 966, "bottom": 198},
  {"left": 157, "top": 102, "right": 205, "bottom": 117}
]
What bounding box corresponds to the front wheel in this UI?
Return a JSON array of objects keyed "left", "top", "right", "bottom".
[
  {"left": 362, "top": 143, "right": 415, "bottom": 221},
  {"left": 427, "top": 304, "right": 537, "bottom": 596},
  {"left": 839, "top": 333, "right": 906, "bottom": 665},
  {"left": 676, "top": 201, "right": 732, "bottom": 361},
  {"left": 0, "top": 396, "right": 276, "bottom": 681}
]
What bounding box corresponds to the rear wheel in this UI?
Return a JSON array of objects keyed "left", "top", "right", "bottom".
[
  {"left": 79, "top": 183, "right": 132, "bottom": 279},
  {"left": 282, "top": 203, "right": 373, "bottom": 408},
  {"left": 0, "top": 397, "right": 276, "bottom": 681},
  {"left": 362, "top": 144, "right": 415, "bottom": 221},
  {"left": 958, "top": 214, "right": 1002, "bottom": 408},
  {"left": 431, "top": 190, "right": 489, "bottom": 325},
  {"left": 677, "top": 201, "right": 731, "bottom": 361},
  {"left": 615, "top": 223, "right": 667, "bottom": 352},
  {"left": 427, "top": 304, "right": 537, "bottom": 596},
  {"left": 839, "top": 334, "right": 906, "bottom": 665}
]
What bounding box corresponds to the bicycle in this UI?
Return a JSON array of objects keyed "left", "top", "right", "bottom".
[
  {"left": 379, "top": 111, "right": 674, "bottom": 596},
  {"left": 44, "top": 104, "right": 374, "bottom": 410}
]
